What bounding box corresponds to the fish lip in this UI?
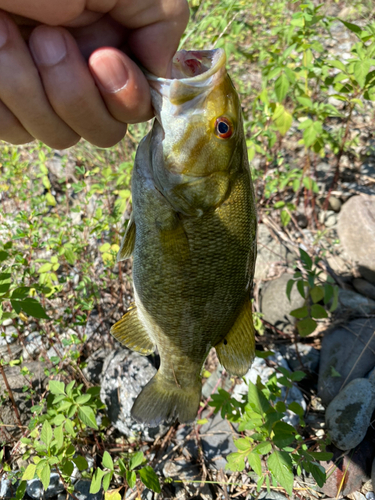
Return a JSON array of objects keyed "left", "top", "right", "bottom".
[{"left": 145, "top": 49, "right": 226, "bottom": 86}]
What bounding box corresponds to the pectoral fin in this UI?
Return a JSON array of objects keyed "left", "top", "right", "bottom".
[
  {"left": 117, "top": 214, "right": 136, "bottom": 262},
  {"left": 215, "top": 298, "right": 255, "bottom": 376},
  {"left": 110, "top": 304, "right": 155, "bottom": 355}
]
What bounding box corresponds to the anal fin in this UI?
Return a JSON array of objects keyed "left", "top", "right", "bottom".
[
  {"left": 117, "top": 214, "right": 136, "bottom": 262},
  {"left": 110, "top": 304, "right": 155, "bottom": 355},
  {"left": 215, "top": 298, "right": 255, "bottom": 376}
]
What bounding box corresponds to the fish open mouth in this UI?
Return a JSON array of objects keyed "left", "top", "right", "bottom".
[
  {"left": 147, "top": 49, "right": 227, "bottom": 106},
  {"left": 147, "top": 49, "right": 226, "bottom": 86}
]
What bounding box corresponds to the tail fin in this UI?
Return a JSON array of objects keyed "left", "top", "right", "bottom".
[{"left": 131, "top": 372, "right": 201, "bottom": 427}]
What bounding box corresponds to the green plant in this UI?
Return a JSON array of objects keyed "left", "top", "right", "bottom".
[
  {"left": 209, "top": 355, "right": 332, "bottom": 495},
  {"left": 287, "top": 248, "right": 339, "bottom": 337}
]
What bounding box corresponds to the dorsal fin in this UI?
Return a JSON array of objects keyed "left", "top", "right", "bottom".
[{"left": 117, "top": 214, "right": 136, "bottom": 262}]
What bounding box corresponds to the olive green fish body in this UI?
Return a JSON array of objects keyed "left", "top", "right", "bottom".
[{"left": 111, "top": 49, "right": 257, "bottom": 426}]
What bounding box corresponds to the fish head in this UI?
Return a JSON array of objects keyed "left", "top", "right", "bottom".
[{"left": 147, "top": 49, "right": 245, "bottom": 216}]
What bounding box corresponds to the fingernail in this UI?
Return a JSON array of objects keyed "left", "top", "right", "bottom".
[
  {"left": 91, "top": 53, "right": 129, "bottom": 93},
  {"left": 30, "top": 28, "right": 66, "bottom": 66},
  {"left": 0, "top": 16, "right": 9, "bottom": 49}
]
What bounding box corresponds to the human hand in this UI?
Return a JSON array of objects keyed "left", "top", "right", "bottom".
[{"left": 0, "top": 0, "right": 189, "bottom": 148}]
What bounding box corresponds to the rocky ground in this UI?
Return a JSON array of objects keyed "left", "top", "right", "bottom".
[{"left": 1, "top": 6, "right": 375, "bottom": 500}]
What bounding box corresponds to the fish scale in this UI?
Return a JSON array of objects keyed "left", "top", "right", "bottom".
[{"left": 111, "top": 49, "right": 257, "bottom": 426}]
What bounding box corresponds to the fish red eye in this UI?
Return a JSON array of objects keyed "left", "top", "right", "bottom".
[{"left": 215, "top": 117, "right": 233, "bottom": 139}]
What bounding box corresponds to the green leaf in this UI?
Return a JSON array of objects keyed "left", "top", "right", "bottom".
[
  {"left": 247, "top": 451, "right": 263, "bottom": 476},
  {"left": 38, "top": 463, "right": 51, "bottom": 491},
  {"left": 0, "top": 250, "right": 9, "bottom": 262},
  {"left": 19, "top": 298, "right": 49, "bottom": 319},
  {"left": 289, "top": 371, "right": 306, "bottom": 382},
  {"left": 62, "top": 461, "right": 74, "bottom": 476},
  {"left": 299, "top": 248, "right": 312, "bottom": 270},
  {"left": 253, "top": 441, "right": 272, "bottom": 455},
  {"left": 226, "top": 452, "right": 246, "bottom": 472},
  {"left": 49, "top": 380, "right": 65, "bottom": 395},
  {"left": 354, "top": 59, "right": 371, "bottom": 88},
  {"left": 90, "top": 468, "right": 105, "bottom": 494},
  {"left": 64, "top": 247, "right": 76, "bottom": 265},
  {"left": 126, "top": 470, "right": 137, "bottom": 489},
  {"left": 255, "top": 350, "right": 275, "bottom": 359},
  {"left": 41, "top": 421, "right": 53, "bottom": 447},
  {"left": 22, "top": 463, "right": 36, "bottom": 481},
  {"left": 340, "top": 19, "right": 362, "bottom": 36},
  {"left": 73, "top": 456, "right": 89, "bottom": 471},
  {"left": 78, "top": 405, "right": 98, "bottom": 430},
  {"left": 234, "top": 438, "right": 252, "bottom": 452},
  {"left": 272, "top": 432, "right": 295, "bottom": 449},
  {"left": 329, "top": 286, "right": 339, "bottom": 312},
  {"left": 38, "top": 263, "right": 53, "bottom": 274},
  {"left": 138, "top": 466, "right": 161, "bottom": 493},
  {"left": 329, "top": 60, "right": 346, "bottom": 72},
  {"left": 308, "top": 451, "right": 333, "bottom": 461},
  {"left": 272, "top": 104, "right": 293, "bottom": 135},
  {"left": 290, "top": 306, "right": 308, "bottom": 319},
  {"left": 330, "top": 366, "right": 341, "bottom": 378},
  {"left": 129, "top": 451, "right": 145, "bottom": 470},
  {"left": 286, "top": 280, "right": 294, "bottom": 301},
  {"left": 64, "top": 419, "right": 75, "bottom": 436},
  {"left": 296, "top": 318, "right": 317, "bottom": 337},
  {"left": 76, "top": 394, "right": 91, "bottom": 405},
  {"left": 45, "top": 193, "right": 56, "bottom": 206},
  {"left": 267, "top": 451, "right": 294, "bottom": 495},
  {"left": 102, "top": 451, "right": 114, "bottom": 470},
  {"left": 311, "top": 304, "right": 328, "bottom": 319},
  {"left": 248, "top": 381, "right": 271, "bottom": 414},
  {"left": 296, "top": 96, "right": 313, "bottom": 107},
  {"left": 275, "top": 73, "right": 290, "bottom": 102},
  {"left": 16, "top": 481, "right": 27, "bottom": 500},
  {"left": 280, "top": 209, "right": 291, "bottom": 227},
  {"left": 102, "top": 472, "right": 112, "bottom": 492},
  {"left": 307, "top": 462, "right": 326, "bottom": 487},
  {"left": 310, "top": 286, "right": 324, "bottom": 303}
]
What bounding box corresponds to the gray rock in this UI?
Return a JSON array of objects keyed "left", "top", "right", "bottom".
[
  {"left": 23, "top": 331, "right": 43, "bottom": 357},
  {"left": 232, "top": 351, "right": 306, "bottom": 427},
  {"left": 82, "top": 348, "right": 112, "bottom": 385},
  {"left": 100, "top": 349, "right": 165, "bottom": 440},
  {"left": 0, "top": 476, "right": 19, "bottom": 499},
  {"left": 258, "top": 491, "right": 289, "bottom": 500},
  {"left": 279, "top": 343, "right": 320, "bottom": 373},
  {"left": 199, "top": 412, "right": 237, "bottom": 470},
  {"left": 259, "top": 273, "right": 306, "bottom": 334},
  {"left": 254, "top": 224, "right": 295, "bottom": 281},
  {"left": 371, "top": 459, "right": 375, "bottom": 496},
  {"left": 163, "top": 459, "right": 213, "bottom": 498},
  {"left": 336, "top": 289, "right": 375, "bottom": 316},
  {"left": 318, "top": 318, "right": 375, "bottom": 406},
  {"left": 0, "top": 325, "right": 17, "bottom": 346},
  {"left": 175, "top": 425, "right": 198, "bottom": 460},
  {"left": 353, "top": 278, "right": 375, "bottom": 301},
  {"left": 328, "top": 196, "right": 342, "bottom": 213},
  {"left": 27, "top": 473, "right": 65, "bottom": 499},
  {"left": 326, "top": 378, "right": 375, "bottom": 451},
  {"left": 338, "top": 195, "right": 375, "bottom": 285},
  {"left": 69, "top": 480, "right": 103, "bottom": 500},
  {"left": 366, "top": 493, "right": 375, "bottom": 500},
  {"left": 1, "top": 318, "right": 13, "bottom": 327}
]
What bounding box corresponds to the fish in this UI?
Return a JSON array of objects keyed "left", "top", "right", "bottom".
[{"left": 111, "top": 48, "right": 257, "bottom": 427}]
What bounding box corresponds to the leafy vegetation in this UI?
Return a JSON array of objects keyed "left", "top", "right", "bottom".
[
  {"left": 1, "top": 0, "right": 374, "bottom": 497},
  {"left": 209, "top": 360, "right": 332, "bottom": 494}
]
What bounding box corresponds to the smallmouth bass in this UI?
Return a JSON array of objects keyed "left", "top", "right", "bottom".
[{"left": 111, "top": 49, "right": 257, "bottom": 426}]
